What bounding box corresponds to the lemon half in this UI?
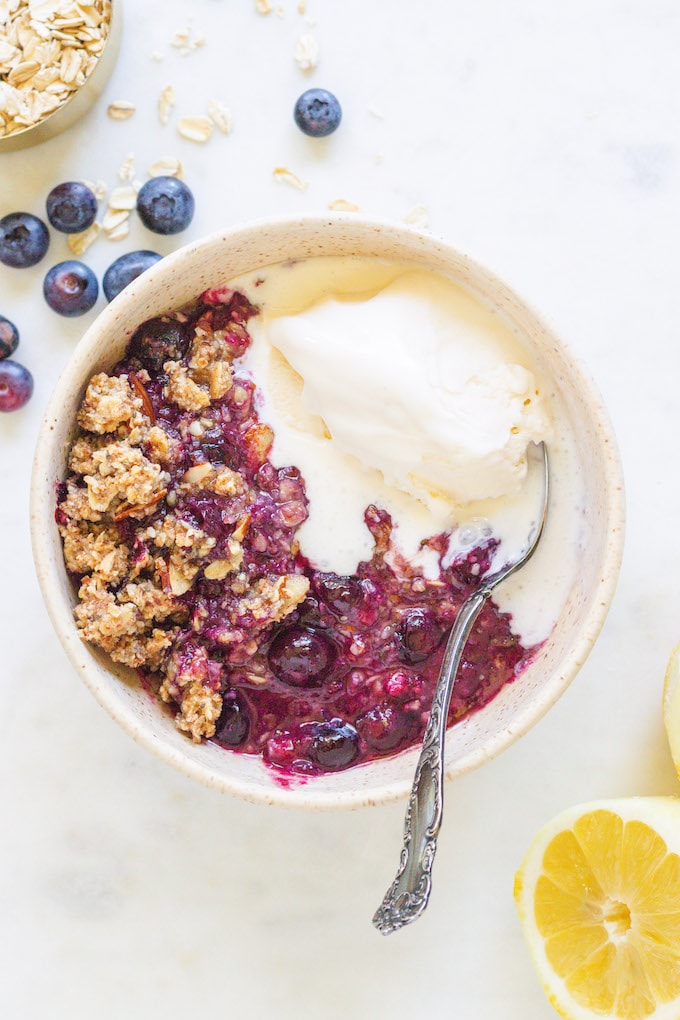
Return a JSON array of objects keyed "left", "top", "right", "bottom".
[{"left": 514, "top": 798, "right": 680, "bottom": 1019}]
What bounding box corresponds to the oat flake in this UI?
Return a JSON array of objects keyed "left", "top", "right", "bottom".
[
  {"left": 273, "top": 166, "right": 308, "bottom": 191},
  {"left": 177, "top": 115, "right": 213, "bottom": 143},
  {"left": 294, "top": 33, "right": 318, "bottom": 72},
  {"left": 158, "top": 83, "right": 174, "bottom": 126},
  {"left": 148, "top": 155, "right": 183, "bottom": 179},
  {"left": 107, "top": 100, "right": 136, "bottom": 121}
]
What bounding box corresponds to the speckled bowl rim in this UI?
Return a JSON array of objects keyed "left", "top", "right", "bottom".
[{"left": 30, "top": 215, "right": 626, "bottom": 810}]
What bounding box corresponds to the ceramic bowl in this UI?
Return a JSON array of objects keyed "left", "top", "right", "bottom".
[
  {"left": 0, "top": 0, "right": 122, "bottom": 154},
  {"left": 30, "top": 215, "right": 625, "bottom": 809}
]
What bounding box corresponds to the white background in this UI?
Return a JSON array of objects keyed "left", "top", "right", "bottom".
[{"left": 2, "top": 1, "right": 680, "bottom": 1017}]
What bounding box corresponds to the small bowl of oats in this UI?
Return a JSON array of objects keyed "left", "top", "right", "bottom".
[
  {"left": 30, "top": 216, "right": 624, "bottom": 809},
  {"left": 0, "top": 0, "right": 121, "bottom": 153}
]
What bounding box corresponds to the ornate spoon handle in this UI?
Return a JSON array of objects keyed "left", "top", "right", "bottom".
[
  {"left": 371, "top": 587, "right": 488, "bottom": 935},
  {"left": 372, "top": 442, "right": 549, "bottom": 936}
]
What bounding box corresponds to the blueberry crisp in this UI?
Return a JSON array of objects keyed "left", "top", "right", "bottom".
[{"left": 57, "top": 285, "right": 536, "bottom": 777}]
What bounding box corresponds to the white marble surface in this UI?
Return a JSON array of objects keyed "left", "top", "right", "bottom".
[{"left": 2, "top": 1, "right": 679, "bottom": 1017}]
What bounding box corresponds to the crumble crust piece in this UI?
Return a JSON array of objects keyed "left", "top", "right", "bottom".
[{"left": 58, "top": 302, "right": 310, "bottom": 744}]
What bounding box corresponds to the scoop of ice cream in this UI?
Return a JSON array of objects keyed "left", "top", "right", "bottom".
[{"left": 266, "top": 271, "right": 551, "bottom": 506}]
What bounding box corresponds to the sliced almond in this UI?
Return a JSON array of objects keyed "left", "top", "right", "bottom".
[
  {"left": 255, "top": 0, "right": 272, "bottom": 13},
  {"left": 181, "top": 463, "right": 213, "bottom": 485},
  {"left": 177, "top": 115, "right": 213, "bottom": 143},
  {"left": 97, "top": 550, "right": 117, "bottom": 575},
  {"left": 168, "top": 561, "right": 194, "bottom": 595},
  {"left": 232, "top": 514, "right": 252, "bottom": 542},
  {"left": 244, "top": 672, "right": 269, "bottom": 686},
  {"left": 203, "top": 559, "right": 233, "bottom": 581},
  {"left": 107, "top": 100, "right": 136, "bottom": 121},
  {"left": 273, "top": 165, "right": 308, "bottom": 191}
]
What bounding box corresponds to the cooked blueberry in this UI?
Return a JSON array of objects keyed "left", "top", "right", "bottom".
[
  {"left": 397, "top": 608, "right": 444, "bottom": 664},
  {"left": 213, "top": 692, "right": 250, "bottom": 748},
  {"left": 46, "top": 181, "right": 97, "bottom": 234},
  {"left": 357, "top": 703, "right": 418, "bottom": 754},
  {"left": 0, "top": 360, "right": 33, "bottom": 411},
  {"left": 293, "top": 88, "right": 342, "bottom": 137},
  {"left": 312, "top": 572, "right": 363, "bottom": 616},
  {"left": 308, "top": 719, "right": 359, "bottom": 771},
  {"left": 0, "top": 212, "right": 49, "bottom": 268},
  {"left": 129, "top": 316, "right": 191, "bottom": 373},
  {"left": 136, "top": 176, "right": 195, "bottom": 235},
  {"left": 268, "top": 625, "right": 336, "bottom": 688},
  {"left": 43, "top": 260, "right": 98, "bottom": 316},
  {"left": 0, "top": 315, "right": 19, "bottom": 359},
  {"left": 201, "top": 442, "right": 227, "bottom": 464},
  {"left": 103, "top": 250, "right": 162, "bottom": 302}
]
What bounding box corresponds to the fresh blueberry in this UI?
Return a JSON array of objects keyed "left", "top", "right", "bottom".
[
  {"left": 0, "top": 315, "right": 19, "bottom": 359},
  {"left": 357, "top": 703, "right": 418, "bottom": 754},
  {"left": 0, "top": 360, "right": 33, "bottom": 412},
  {"left": 129, "top": 316, "right": 191, "bottom": 373},
  {"left": 136, "top": 176, "right": 195, "bottom": 235},
  {"left": 43, "top": 260, "right": 98, "bottom": 316},
  {"left": 0, "top": 212, "right": 50, "bottom": 268},
  {"left": 103, "top": 250, "right": 162, "bottom": 302},
  {"left": 293, "top": 88, "right": 342, "bottom": 137},
  {"left": 213, "top": 692, "right": 250, "bottom": 748},
  {"left": 268, "top": 625, "right": 336, "bottom": 688},
  {"left": 45, "top": 182, "right": 97, "bottom": 234},
  {"left": 396, "top": 608, "right": 444, "bottom": 664},
  {"left": 308, "top": 719, "right": 359, "bottom": 771}
]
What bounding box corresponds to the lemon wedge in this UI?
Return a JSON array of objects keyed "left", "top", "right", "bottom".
[
  {"left": 663, "top": 643, "right": 680, "bottom": 780},
  {"left": 514, "top": 798, "right": 680, "bottom": 1019}
]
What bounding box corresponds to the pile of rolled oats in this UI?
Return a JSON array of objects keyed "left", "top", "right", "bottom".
[{"left": 0, "top": 0, "right": 112, "bottom": 138}]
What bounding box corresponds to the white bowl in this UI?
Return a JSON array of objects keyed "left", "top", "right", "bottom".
[{"left": 30, "top": 215, "right": 625, "bottom": 809}]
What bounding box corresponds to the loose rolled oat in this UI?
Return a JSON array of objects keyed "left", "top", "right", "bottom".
[
  {"left": 147, "top": 155, "right": 184, "bottom": 178},
  {"left": 177, "top": 114, "right": 213, "bottom": 143},
  {"left": 294, "top": 34, "right": 319, "bottom": 72},
  {"left": 207, "top": 98, "right": 233, "bottom": 135},
  {"left": 158, "top": 83, "right": 174, "bottom": 126},
  {"left": 273, "top": 165, "right": 308, "bottom": 191},
  {"left": 107, "top": 99, "right": 135, "bottom": 121}
]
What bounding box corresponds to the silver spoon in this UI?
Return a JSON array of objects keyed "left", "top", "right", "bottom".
[{"left": 373, "top": 441, "right": 550, "bottom": 936}]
